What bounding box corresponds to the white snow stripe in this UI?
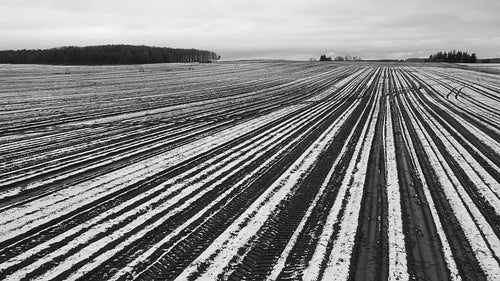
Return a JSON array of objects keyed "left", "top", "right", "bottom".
[{"left": 385, "top": 97, "right": 409, "bottom": 281}]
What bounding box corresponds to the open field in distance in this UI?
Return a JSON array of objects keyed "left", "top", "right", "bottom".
[
  {"left": 457, "top": 63, "right": 500, "bottom": 76},
  {"left": 1, "top": 61, "right": 500, "bottom": 280}
]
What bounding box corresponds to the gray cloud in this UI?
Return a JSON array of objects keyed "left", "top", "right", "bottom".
[{"left": 0, "top": 0, "right": 499, "bottom": 59}]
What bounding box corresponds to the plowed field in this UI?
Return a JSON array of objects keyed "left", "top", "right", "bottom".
[{"left": 1, "top": 62, "right": 499, "bottom": 280}]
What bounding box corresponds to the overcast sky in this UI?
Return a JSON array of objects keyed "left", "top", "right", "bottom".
[{"left": 1, "top": 0, "right": 499, "bottom": 60}]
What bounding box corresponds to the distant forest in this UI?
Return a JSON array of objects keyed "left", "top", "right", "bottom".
[
  {"left": 0, "top": 45, "right": 220, "bottom": 65},
  {"left": 427, "top": 50, "right": 477, "bottom": 63}
]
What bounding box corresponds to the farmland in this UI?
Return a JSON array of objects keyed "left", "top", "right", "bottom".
[{"left": 0, "top": 61, "right": 499, "bottom": 280}]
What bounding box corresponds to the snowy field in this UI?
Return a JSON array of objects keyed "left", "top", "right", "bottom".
[{"left": 1, "top": 61, "right": 499, "bottom": 280}]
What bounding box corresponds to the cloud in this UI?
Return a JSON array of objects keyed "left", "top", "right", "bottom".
[{"left": 0, "top": 0, "right": 498, "bottom": 59}]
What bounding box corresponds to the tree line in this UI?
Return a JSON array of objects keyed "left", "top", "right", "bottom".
[
  {"left": 319, "top": 54, "right": 362, "bottom": 61},
  {"left": 427, "top": 50, "right": 477, "bottom": 63},
  {"left": 319, "top": 55, "right": 332, "bottom": 61},
  {"left": 0, "top": 45, "right": 220, "bottom": 65},
  {"left": 333, "top": 55, "right": 362, "bottom": 61}
]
